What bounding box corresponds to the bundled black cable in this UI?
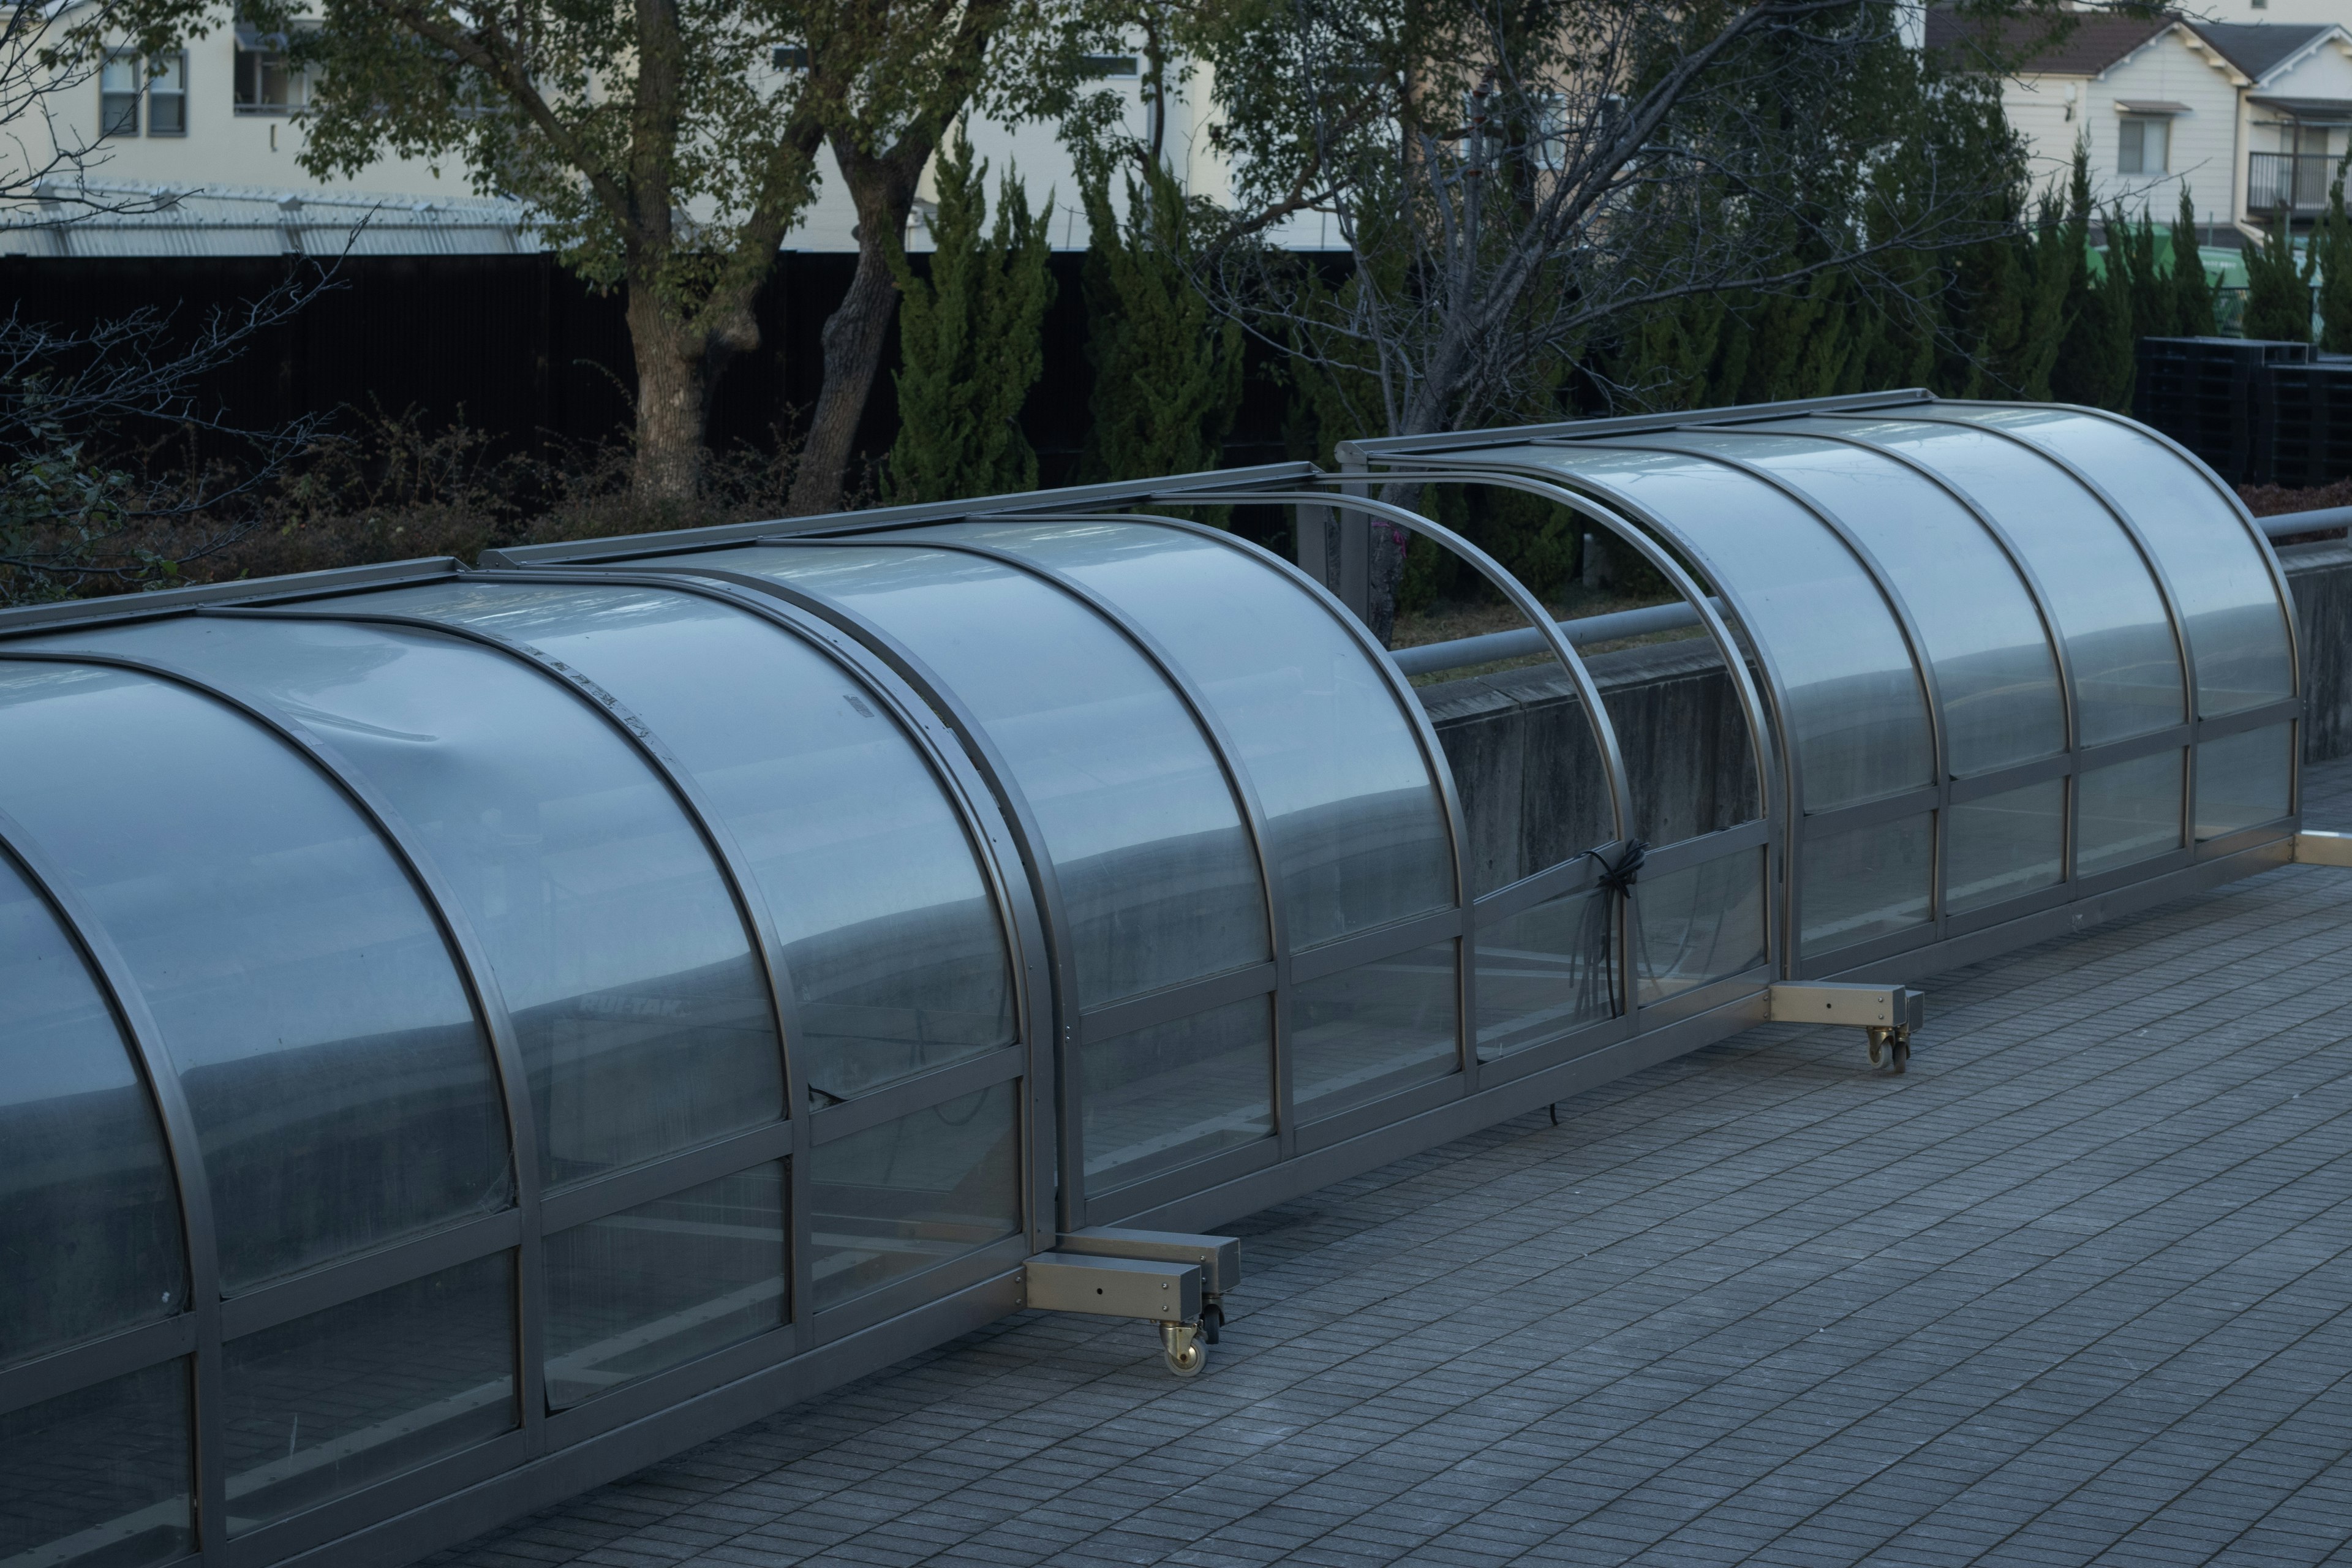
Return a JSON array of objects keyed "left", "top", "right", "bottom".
[{"left": 1575, "top": 837, "right": 1648, "bottom": 1020}]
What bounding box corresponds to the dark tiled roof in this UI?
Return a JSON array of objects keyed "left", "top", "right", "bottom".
[
  {"left": 2184, "top": 21, "right": 2332, "bottom": 81},
  {"left": 1923, "top": 9, "right": 2173, "bottom": 75}
]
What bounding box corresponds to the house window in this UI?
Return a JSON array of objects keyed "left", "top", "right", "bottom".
[
  {"left": 147, "top": 53, "right": 187, "bottom": 135},
  {"left": 2118, "top": 116, "right": 2169, "bottom": 175},
  {"left": 1079, "top": 54, "right": 1139, "bottom": 78},
  {"left": 771, "top": 44, "right": 807, "bottom": 69},
  {"left": 100, "top": 51, "right": 140, "bottom": 136},
  {"left": 234, "top": 31, "right": 311, "bottom": 113}
]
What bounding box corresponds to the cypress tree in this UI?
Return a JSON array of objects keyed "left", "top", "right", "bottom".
[
  {"left": 2168, "top": 186, "right": 2219, "bottom": 337},
  {"left": 2311, "top": 154, "right": 2352, "bottom": 353},
  {"left": 2109, "top": 203, "right": 2176, "bottom": 342},
  {"left": 883, "top": 136, "right": 1055, "bottom": 505},
  {"left": 2049, "top": 146, "right": 2133, "bottom": 409},
  {"left": 2241, "top": 216, "right": 2312, "bottom": 342},
  {"left": 1079, "top": 162, "right": 1244, "bottom": 481}
]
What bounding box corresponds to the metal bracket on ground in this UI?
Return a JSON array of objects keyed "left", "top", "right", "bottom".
[
  {"left": 1058, "top": 1226, "right": 1241, "bottom": 1345},
  {"left": 2294, "top": 831, "right": 2352, "bottom": 867},
  {"left": 1024, "top": 1248, "right": 1216, "bottom": 1377},
  {"left": 1769, "top": 981, "right": 1926, "bottom": 1074}
]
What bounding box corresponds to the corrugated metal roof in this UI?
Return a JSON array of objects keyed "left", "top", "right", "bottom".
[{"left": 0, "top": 179, "right": 540, "bottom": 257}]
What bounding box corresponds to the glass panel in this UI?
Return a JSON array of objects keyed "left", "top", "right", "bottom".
[
  {"left": 1947, "top": 408, "right": 2293, "bottom": 718},
  {"left": 0, "top": 662, "right": 510, "bottom": 1292},
  {"left": 2077, "top": 750, "right": 2184, "bottom": 875},
  {"left": 908, "top": 520, "right": 1453, "bottom": 944},
  {"left": 1946, "top": 780, "right": 2065, "bottom": 914},
  {"left": 0, "top": 851, "right": 184, "bottom": 1369},
  {"left": 810, "top": 1085, "right": 1020, "bottom": 1312},
  {"left": 1635, "top": 851, "right": 1768, "bottom": 1005},
  {"left": 1476, "top": 886, "right": 1615, "bottom": 1056},
  {"left": 1809, "top": 418, "right": 2184, "bottom": 746},
  {"left": 0, "top": 1359, "right": 191, "bottom": 1568},
  {"left": 1801, "top": 815, "right": 1933, "bottom": 954},
  {"left": 1084, "top": 997, "right": 1273, "bottom": 1190},
  {"left": 1668, "top": 430, "right": 2065, "bottom": 775},
  {"left": 221, "top": 1252, "right": 514, "bottom": 1534},
  {"left": 350, "top": 580, "right": 1015, "bottom": 1104},
  {"left": 37, "top": 619, "right": 780, "bottom": 1192},
  {"left": 2196, "top": 725, "right": 2294, "bottom": 841},
  {"left": 545, "top": 1162, "right": 786, "bottom": 1409},
  {"left": 1291, "top": 940, "right": 1458, "bottom": 1118},
  {"left": 1506, "top": 446, "right": 1932, "bottom": 812},
  {"left": 639, "top": 545, "right": 1267, "bottom": 1009},
  {"left": 1433, "top": 676, "right": 1616, "bottom": 897}
]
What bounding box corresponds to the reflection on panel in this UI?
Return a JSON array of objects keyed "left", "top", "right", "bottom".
[
  {"left": 1948, "top": 409, "right": 2293, "bottom": 718},
  {"left": 1512, "top": 445, "right": 1934, "bottom": 811},
  {"left": 1673, "top": 429, "right": 2066, "bottom": 775},
  {"left": 912, "top": 521, "right": 1455, "bottom": 945},
  {"left": 221, "top": 1253, "right": 515, "bottom": 1534},
  {"left": 545, "top": 1163, "right": 786, "bottom": 1409},
  {"left": 1811, "top": 419, "right": 2184, "bottom": 746},
  {"left": 1946, "top": 780, "right": 2066, "bottom": 914},
  {"left": 810, "top": 1087, "right": 1020, "bottom": 1312},
  {"left": 352, "top": 581, "right": 1016, "bottom": 1102},
  {"left": 1083, "top": 997, "right": 1273, "bottom": 1191},
  {"left": 1476, "top": 888, "right": 1613, "bottom": 1057},
  {"left": 0, "top": 1358, "right": 191, "bottom": 1568},
  {"left": 649, "top": 546, "right": 1268, "bottom": 1009},
  {"left": 40, "top": 618, "right": 782, "bottom": 1193},
  {"left": 2195, "top": 726, "right": 2294, "bottom": 842},
  {"left": 0, "top": 850, "right": 184, "bottom": 1370},
  {"left": 1290, "top": 941, "right": 1458, "bottom": 1120},
  {"left": 1801, "top": 815, "right": 1933, "bottom": 954},
  {"left": 0, "top": 661, "right": 510, "bottom": 1292},
  {"left": 2077, "top": 751, "right": 2184, "bottom": 876},
  {"left": 1636, "top": 852, "right": 1767, "bottom": 1005}
]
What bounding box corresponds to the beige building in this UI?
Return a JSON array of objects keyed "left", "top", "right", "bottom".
[{"left": 1932, "top": 6, "right": 2352, "bottom": 239}]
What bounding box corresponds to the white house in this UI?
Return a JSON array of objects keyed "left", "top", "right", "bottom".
[{"left": 1931, "top": 6, "right": 2352, "bottom": 240}]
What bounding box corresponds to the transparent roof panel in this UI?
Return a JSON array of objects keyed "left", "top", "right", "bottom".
[
  {"left": 1657, "top": 428, "right": 2066, "bottom": 777},
  {"left": 903, "top": 519, "right": 1454, "bottom": 948},
  {"left": 1802, "top": 418, "right": 2187, "bottom": 747},
  {"left": 1940, "top": 407, "right": 2294, "bottom": 718},
  {"left": 646, "top": 545, "right": 1269, "bottom": 1010},
  {"left": 47, "top": 618, "right": 782, "bottom": 1193},
  {"left": 0, "top": 660, "right": 511, "bottom": 1292},
  {"left": 1497, "top": 444, "right": 1934, "bottom": 812},
  {"left": 0, "top": 846, "right": 186, "bottom": 1366},
  {"left": 353, "top": 579, "right": 1017, "bottom": 1103}
]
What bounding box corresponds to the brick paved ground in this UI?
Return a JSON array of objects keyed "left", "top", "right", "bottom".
[{"left": 434, "top": 758, "right": 2352, "bottom": 1568}]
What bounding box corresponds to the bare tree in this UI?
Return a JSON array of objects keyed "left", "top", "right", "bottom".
[{"left": 1186, "top": 0, "right": 2054, "bottom": 633}]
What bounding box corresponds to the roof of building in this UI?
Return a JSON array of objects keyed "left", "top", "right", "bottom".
[
  {"left": 1924, "top": 8, "right": 2341, "bottom": 84},
  {"left": 0, "top": 178, "right": 538, "bottom": 257}
]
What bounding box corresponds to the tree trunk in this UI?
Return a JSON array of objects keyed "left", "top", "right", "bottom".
[
  {"left": 788, "top": 138, "right": 926, "bottom": 516},
  {"left": 628, "top": 287, "right": 709, "bottom": 504}
]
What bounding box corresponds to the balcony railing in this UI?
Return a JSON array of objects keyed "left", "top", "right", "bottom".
[{"left": 2248, "top": 152, "right": 2336, "bottom": 214}]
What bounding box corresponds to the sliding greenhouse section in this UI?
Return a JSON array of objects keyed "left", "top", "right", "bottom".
[{"left": 0, "top": 393, "right": 2302, "bottom": 1568}]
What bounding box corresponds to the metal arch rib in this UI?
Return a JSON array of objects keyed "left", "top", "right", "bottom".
[
  {"left": 1164, "top": 487, "right": 1634, "bottom": 853},
  {"left": 1008, "top": 510, "right": 1482, "bottom": 1087},
  {"left": 554, "top": 562, "right": 1091, "bottom": 1235},
  {"left": 1755, "top": 419, "right": 2086, "bottom": 760},
  {"left": 774, "top": 532, "right": 1296, "bottom": 1169},
  {"left": 205, "top": 605, "right": 805, "bottom": 1230}
]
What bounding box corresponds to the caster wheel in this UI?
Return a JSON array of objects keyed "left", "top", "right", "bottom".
[
  {"left": 1890, "top": 1034, "right": 1910, "bottom": 1076},
  {"left": 1867, "top": 1027, "right": 1887, "bottom": 1068},
  {"left": 1164, "top": 1339, "right": 1207, "bottom": 1377},
  {"left": 1200, "top": 1303, "right": 1224, "bottom": 1345}
]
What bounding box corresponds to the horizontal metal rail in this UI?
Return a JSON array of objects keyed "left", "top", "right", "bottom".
[
  {"left": 2261, "top": 506, "right": 2352, "bottom": 541},
  {"left": 1388, "top": 597, "right": 1724, "bottom": 677}
]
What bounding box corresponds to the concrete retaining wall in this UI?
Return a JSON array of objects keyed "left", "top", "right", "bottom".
[{"left": 1421, "top": 545, "right": 2352, "bottom": 863}]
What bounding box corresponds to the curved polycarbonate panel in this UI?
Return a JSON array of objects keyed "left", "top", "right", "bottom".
[
  {"left": 0, "top": 850, "right": 186, "bottom": 1369},
  {"left": 2078, "top": 750, "right": 2185, "bottom": 875},
  {"left": 0, "top": 1357, "right": 192, "bottom": 1568},
  {"left": 1505, "top": 445, "right": 1933, "bottom": 812},
  {"left": 647, "top": 545, "right": 1268, "bottom": 1009},
  {"left": 347, "top": 580, "right": 1017, "bottom": 1104},
  {"left": 1476, "top": 887, "right": 1614, "bottom": 1057},
  {"left": 811, "top": 1085, "right": 1022, "bottom": 1312},
  {"left": 0, "top": 661, "right": 510, "bottom": 1294},
  {"left": 1807, "top": 418, "right": 2185, "bottom": 746},
  {"left": 905, "top": 519, "right": 1455, "bottom": 948},
  {"left": 2195, "top": 726, "right": 2294, "bottom": 841},
  {"left": 1662, "top": 429, "right": 2065, "bottom": 776},
  {"left": 1801, "top": 815, "right": 1933, "bottom": 954},
  {"left": 1943, "top": 407, "right": 2294, "bottom": 718},
  {"left": 1084, "top": 997, "right": 1273, "bottom": 1191},
  {"left": 1947, "top": 780, "right": 2066, "bottom": 914},
  {"left": 43, "top": 618, "right": 780, "bottom": 1192},
  {"left": 1635, "top": 851, "right": 1768, "bottom": 1004}
]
